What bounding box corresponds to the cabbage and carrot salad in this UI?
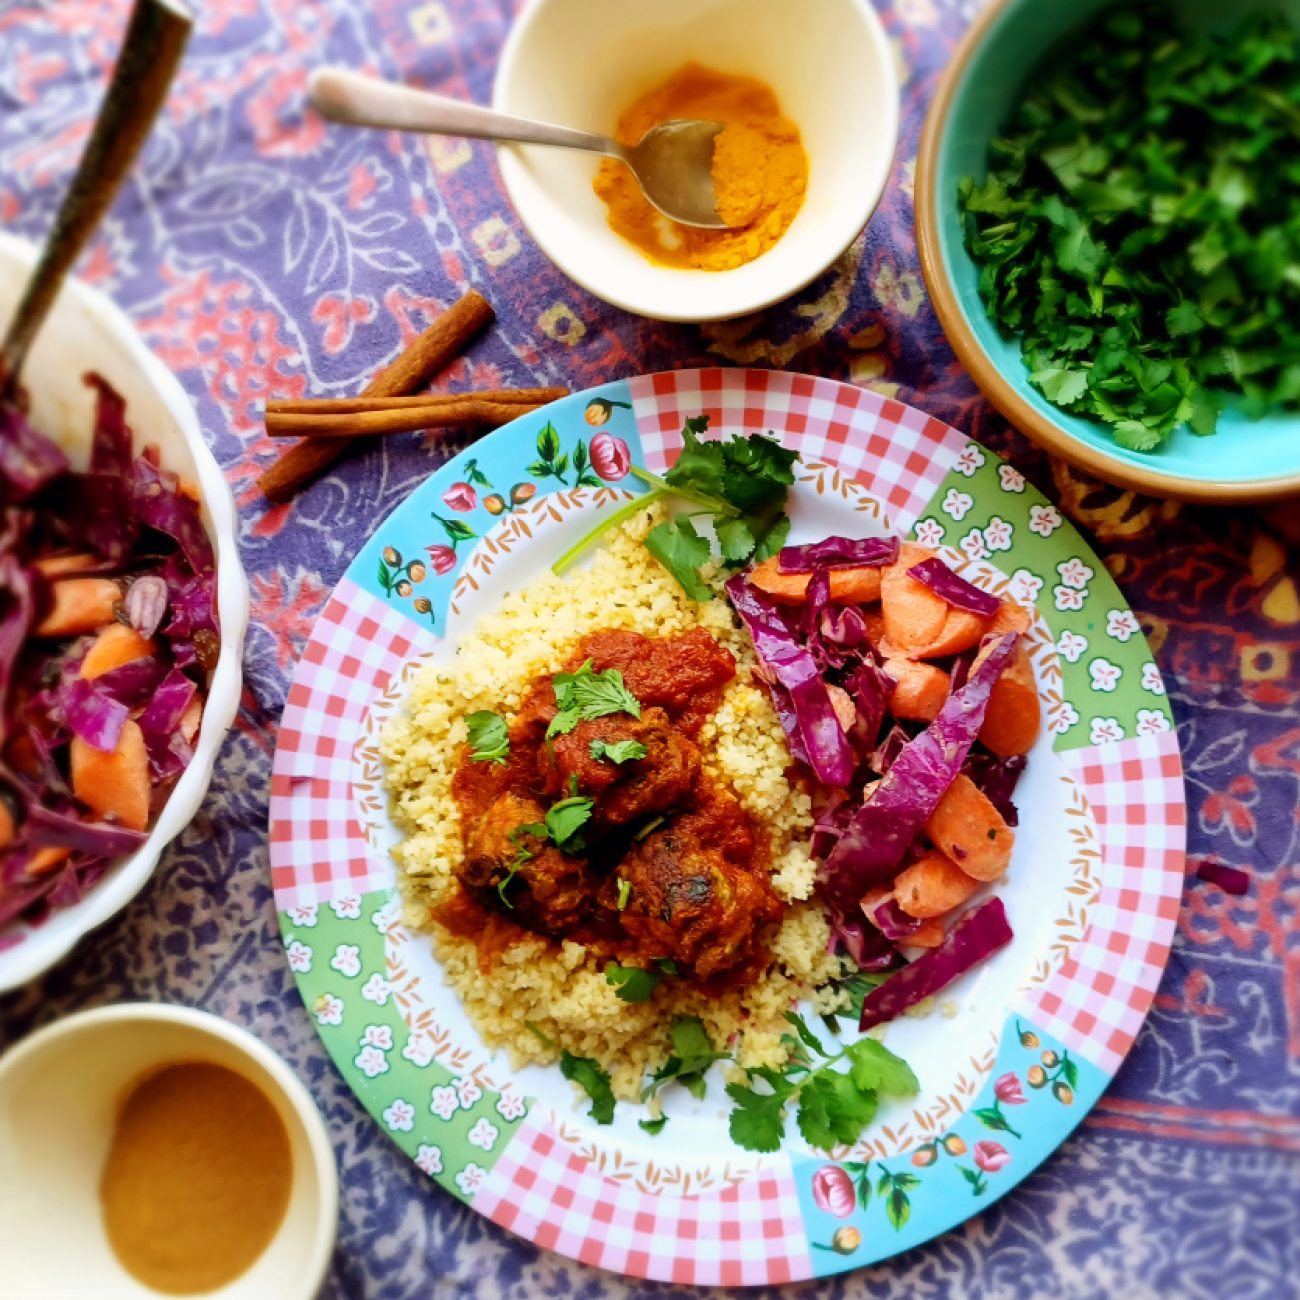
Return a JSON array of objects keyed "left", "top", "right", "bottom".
[
  {"left": 731, "top": 537, "right": 1039, "bottom": 1029},
  {"left": 0, "top": 375, "right": 217, "bottom": 940}
]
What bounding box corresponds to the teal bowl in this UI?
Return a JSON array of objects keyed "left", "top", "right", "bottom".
[{"left": 917, "top": 0, "right": 1300, "bottom": 503}]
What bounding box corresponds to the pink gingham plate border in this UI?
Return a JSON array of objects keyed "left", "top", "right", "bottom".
[{"left": 269, "top": 370, "right": 1186, "bottom": 1282}]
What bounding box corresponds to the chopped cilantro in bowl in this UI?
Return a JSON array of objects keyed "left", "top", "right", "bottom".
[{"left": 954, "top": 3, "right": 1300, "bottom": 455}]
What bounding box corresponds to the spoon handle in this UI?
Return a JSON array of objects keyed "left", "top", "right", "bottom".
[
  {"left": 0, "top": 0, "right": 192, "bottom": 396},
  {"left": 309, "top": 68, "right": 618, "bottom": 157}
]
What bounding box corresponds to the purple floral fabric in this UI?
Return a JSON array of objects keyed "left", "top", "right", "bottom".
[{"left": 1, "top": 1, "right": 1297, "bottom": 1296}]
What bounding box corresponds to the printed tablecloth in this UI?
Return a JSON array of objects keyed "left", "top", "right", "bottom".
[{"left": 1, "top": 2, "right": 1297, "bottom": 1297}]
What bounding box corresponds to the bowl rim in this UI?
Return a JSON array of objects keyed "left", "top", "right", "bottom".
[
  {"left": 0, "top": 231, "right": 250, "bottom": 993},
  {"left": 491, "top": 0, "right": 900, "bottom": 322},
  {"left": 0, "top": 1002, "right": 339, "bottom": 1299},
  {"left": 915, "top": 0, "right": 1300, "bottom": 505}
]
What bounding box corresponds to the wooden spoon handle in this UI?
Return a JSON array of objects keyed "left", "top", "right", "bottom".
[{"left": 0, "top": 0, "right": 192, "bottom": 396}]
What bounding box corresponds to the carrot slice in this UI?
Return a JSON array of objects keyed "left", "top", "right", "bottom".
[
  {"left": 0, "top": 798, "right": 14, "bottom": 851},
  {"left": 70, "top": 719, "right": 150, "bottom": 832},
  {"left": 903, "top": 918, "right": 946, "bottom": 948},
  {"left": 979, "top": 642, "right": 1041, "bottom": 757},
  {"left": 881, "top": 544, "right": 948, "bottom": 651},
  {"left": 886, "top": 658, "right": 950, "bottom": 723},
  {"left": 29, "top": 846, "right": 72, "bottom": 876},
  {"left": 748, "top": 555, "right": 883, "bottom": 606},
  {"left": 988, "top": 599, "right": 1032, "bottom": 638},
  {"left": 894, "top": 850, "right": 982, "bottom": 918},
  {"left": 80, "top": 624, "right": 156, "bottom": 680},
  {"left": 924, "top": 774, "right": 1014, "bottom": 882},
  {"left": 179, "top": 693, "right": 204, "bottom": 745},
  {"left": 34, "top": 578, "right": 121, "bottom": 637},
  {"left": 33, "top": 552, "right": 98, "bottom": 578},
  {"left": 909, "top": 606, "right": 993, "bottom": 660}
]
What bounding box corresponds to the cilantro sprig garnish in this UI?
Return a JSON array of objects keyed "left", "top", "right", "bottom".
[
  {"left": 551, "top": 416, "right": 797, "bottom": 597},
  {"left": 558, "top": 1051, "right": 616, "bottom": 1124},
  {"left": 465, "top": 710, "right": 510, "bottom": 766},
  {"left": 496, "top": 825, "right": 544, "bottom": 908},
  {"left": 546, "top": 660, "right": 641, "bottom": 742},
  {"left": 642, "top": 1016, "right": 726, "bottom": 1103},
  {"left": 726, "top": 1013, "right": 918, "bottom": 1153},
  {"left": 589, "top": 737, "right": 647, "bottom": 765},
  {"left": 604, "top": 958, "right": 679, "bottom": 1004},
  {"left": 959, "top": 5, "right": 1300, "bottom": 451},
  {"left": 525, "top": 1022, "right": 616, "bottom": 1125}
]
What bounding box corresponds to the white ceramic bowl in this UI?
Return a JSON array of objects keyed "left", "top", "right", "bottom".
[
  {"left": 0, "top": 1004, "right": 338, "bottom": 1300},
  {"left": 0, "top": 232, "right": 249, "bottom": 993},
  {"left": 493, "top": 0, "right": 899, "bottom": 321}
]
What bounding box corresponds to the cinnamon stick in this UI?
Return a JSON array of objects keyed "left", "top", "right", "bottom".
[
  {"left": 258, "top": 289, "right": 495, "bottom": 502},
  {"left": 265, "top": 401, "right": 545, "bottom": 438},
  {"left": 264, "top": 388, "right": 567, "bottom": 416}
]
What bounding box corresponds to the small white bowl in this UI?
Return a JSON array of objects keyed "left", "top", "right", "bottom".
[
  {"left": 0, "top": 1004, "right": 338, "bottom": 1300},
  {"left": 0, "top": 232, "right": 249, "bottom": 993},
  {"left": 493, "top": 0, "right": 899, "bottom": 322}
]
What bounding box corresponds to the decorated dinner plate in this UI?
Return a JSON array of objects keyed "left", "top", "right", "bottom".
[{"left": 270, "top": 368, "right": 1186, "bottom": 1284}]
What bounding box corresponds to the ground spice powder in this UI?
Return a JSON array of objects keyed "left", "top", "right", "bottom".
[
  {"left": 100, "top": 1061, "right": 292, "bottom": 1294},
  {"left": 594, "top": 62, "right": 808, "bottom": 271}
]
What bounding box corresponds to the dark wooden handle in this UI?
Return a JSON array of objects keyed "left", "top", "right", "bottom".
[{"left": 0, "top": 0, "right": 192, "bottom": 395}]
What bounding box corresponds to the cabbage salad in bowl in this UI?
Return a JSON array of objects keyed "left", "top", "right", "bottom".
[{"left": 0, "top": 376, "right": 218, "bottom": 941}]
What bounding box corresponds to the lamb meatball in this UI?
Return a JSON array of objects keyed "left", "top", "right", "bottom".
[
  {"left": 460, "top": 791, "right": 591, "bottom": 936},
  {"left": 617, "top": 825, "right": 781, "bottom": 979},
  {"left": 538, "top": 707, "right": 701, "bottom": 835}
]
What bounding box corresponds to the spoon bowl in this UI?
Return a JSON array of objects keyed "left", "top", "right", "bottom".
[{"left": 308, "top": 68, "right": 731, "bottom": 229}]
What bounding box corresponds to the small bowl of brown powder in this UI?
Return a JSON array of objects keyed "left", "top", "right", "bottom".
[{"left": 0, "top": 1003, "right": 338, "bottom": 1298}]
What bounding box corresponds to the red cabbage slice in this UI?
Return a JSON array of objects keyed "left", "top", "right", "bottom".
[
  {"left": 24, "top": 800, "right": 147, "bottom": 856},
  {"left": 828, "top": 913, "right": 898, "bottom": 970},
  {"left": 138, "top": 668, "right": 198, "bottom": 778},
  {"left": 93, "top": 655, "right": 169, "bottom": 709},
  {"left": 46, "top": 471, "right": 139, "bottom": 563},
  {"left": 129, "top": 457, "right": 215, "bottom": 578},
  {"left": 962, "top": 749, "right": 1027, "bottom": 827},
  {"left": 908, "top": 557, "right": 1000, "bottom": 617},
  {"left": 0, "top": 869, "right": 61, "bottom": 929},
  {"left": 727, "top": 576, "right": 855, "bottom": 788},
  {"left": 61, "top": 678, "right": 129, "bottom": 752},
  {"left": 1196, "top": 860, "right": 1249, "bottom": 896},
  {"left": 821, "top": 604, "right": 869, "bottom": 650},
  {"left": 0, "top": 403, "right": 69, "bottom": 500},
  {"left": 866, "top": 895, "right": 924, "bottom": 942},
  {"left": 843, "top": 658, "right": 894, "bottom": 759},
  {"left": 859, "top": 897, "right": 1013, "bottom": 1030},
  {"left": 86, "top": 374, "right": 134, "bottom": 478},
  {"left": 779, "top": 535, "right": 899, "bottom": 574},
  {"left": 869, "top": 723, "right": 911, "bottom": 776},
  {"left": 820, "top": 633, "right": 1019, "bottom": 909}
]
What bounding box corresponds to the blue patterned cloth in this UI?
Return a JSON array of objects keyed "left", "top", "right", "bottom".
[{"left": 1, "top": 1, "right": 1297, "bottom": 1296}]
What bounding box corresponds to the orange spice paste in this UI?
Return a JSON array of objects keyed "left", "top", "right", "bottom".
[{"left": 593, "top": 62, "right": 808, "bottom": 271}]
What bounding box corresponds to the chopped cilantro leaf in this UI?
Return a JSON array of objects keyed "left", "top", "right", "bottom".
[
  {"left": 589, "top": 738, "right": 647, "bottom": 765},
  {"left": 559, "top": 1051, "right": 615, "bottom": 1124},
  {"left": 605, "top": 962, "right": 662, "bottom": 1003},
  {"left": 546, "top": 660, "right": 642, "bottom": 741},
  {"left": 465, "top": 710, "right": 510, "bottom": 765},
  {"left": 644, "top": 517, "right": 715, "bottom": 602},
  {"left": 638, "top": 1115, "right": 669, "bottom": 1136},
  {"left": 544, "top": 794, "right": 593, "bottom": 851},
  {"left": 496, "top": 824, "right": 545, "bottom": 908},
  {"left": 642, "top": 1016, "right": 726, "bottom": 1102}
]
